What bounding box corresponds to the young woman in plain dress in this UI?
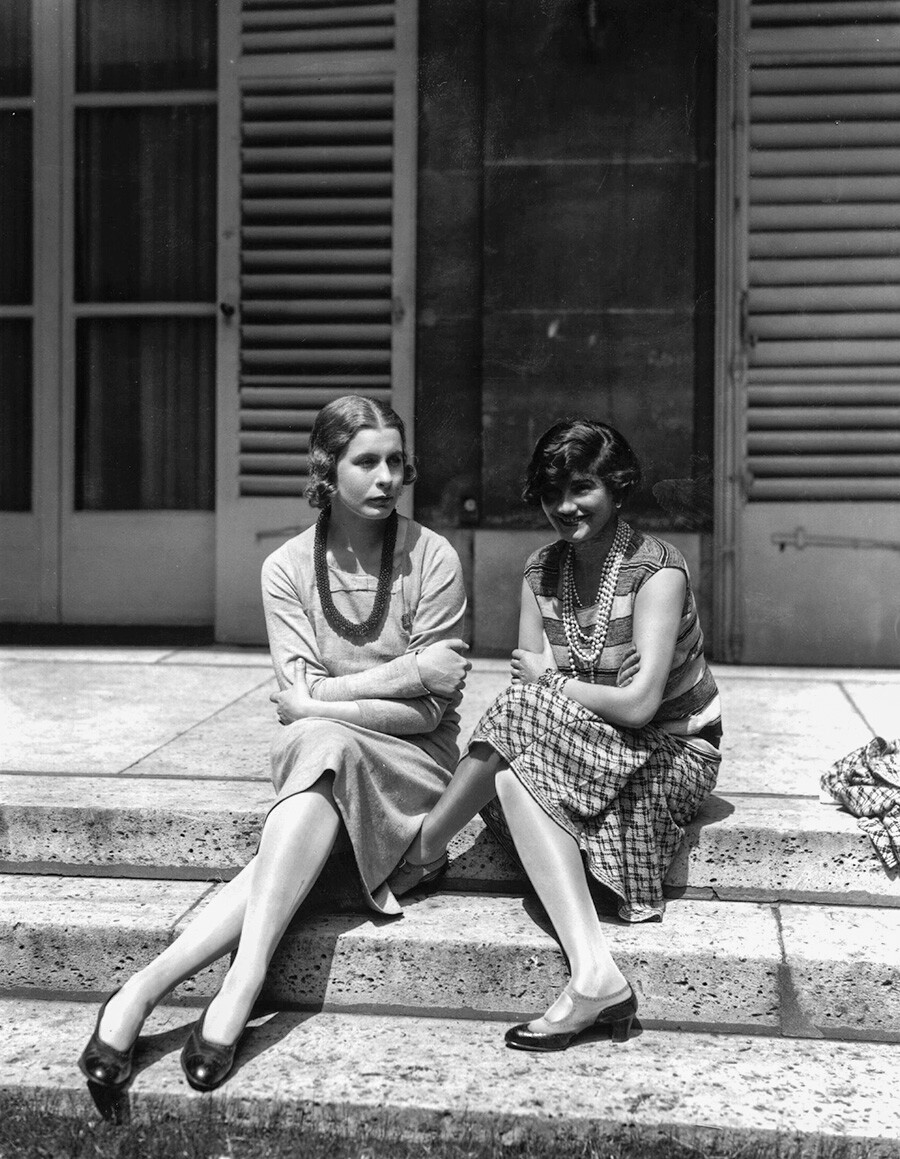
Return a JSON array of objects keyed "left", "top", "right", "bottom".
[{"left": 79, "top": 395, "right": 470, "bottom": 1092}]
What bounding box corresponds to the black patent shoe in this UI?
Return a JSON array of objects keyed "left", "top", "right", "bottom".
[
  {"left": 505, "top": 983, "right": 638, "bottom": 1052},
  {"left": 180, "top": 1006, "right": 241, "bottom": 1092},
  {"left": 78, "top": 991, "right": 138, "bottom": 1089}
]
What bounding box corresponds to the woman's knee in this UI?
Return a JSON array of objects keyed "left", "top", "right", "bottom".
[{"left": 495, "top": 766, "right": 519, "bottom": 802}]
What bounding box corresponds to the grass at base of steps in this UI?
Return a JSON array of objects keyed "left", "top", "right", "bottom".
[{"left": 0, "top": 1097, "right": 888, "bottom": 1159}]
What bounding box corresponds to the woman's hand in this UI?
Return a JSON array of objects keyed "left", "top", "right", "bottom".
[
  {"left": 416, "top": 638, "right": 471, "bottom": 697},
  {"left": 616, "top": 646, "right": 641, "bottom": 687},
  {"left": 510, "top": 647, "right": 550, "bottom": 684},
  {"left": 270, "top": 658, "right": 316, "bottom": 725}
]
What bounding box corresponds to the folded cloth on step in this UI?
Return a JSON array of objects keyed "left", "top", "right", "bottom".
[{"left": 820, "top": 737, "right": 900, "bottom": 870}]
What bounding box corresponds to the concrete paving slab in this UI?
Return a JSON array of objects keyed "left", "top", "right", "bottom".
[
  {"left": 0, "top": 662, "right": 274, "bottom": 775},
  {"left": 158, "top": 648, "right": 272, "bottom": 667},
  {"left": 840, "top": 682, "right": 900, "bottom": 738},
  {"left": 1, "top": 878, "right": 782, "bottom": 1031},
  {"left": 716, "top": 678, "right": 869, "bottom": 741},
  {"left": 716, "top": 665, "right": 900, "bottom": 683},
  {"left": 715, "top": 736, "right": 827, "bottom": 795},
  {"left": 0, "top": 647, "right": 173, "bottom": 664},
  {"left": 0, "top": 876, "right": 212, "bottom": 993},
  {"left": 779, "top": 903, "right": 900, "bottom": 1042},
  {"left": 128, "top": 681, "right": 276, "bottom": 780},
  {"left": 3, "top": 998, "right": 900, "bottom": 1153}
]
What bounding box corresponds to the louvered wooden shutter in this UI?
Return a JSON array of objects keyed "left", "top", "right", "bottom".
[
  {"left": 215, "top": 0, "right": 417, "bottom": 641},
  {"left": 745, "top": 2, "right": 900, "bottom": 501},
  {"left": 237, "top": 1, "right": 410, "bottom": 496}
]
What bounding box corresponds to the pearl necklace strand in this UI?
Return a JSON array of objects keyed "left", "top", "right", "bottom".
[{"left": 561, "top": 520, "right": 631, "bottom": 682}]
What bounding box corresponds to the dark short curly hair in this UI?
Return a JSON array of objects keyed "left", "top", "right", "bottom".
[
  {"left": 522, "top": 418, "right": 642, "bottom": 507},
  {"left": 305, "top": 395, "right": 417, "bottom": 508}
]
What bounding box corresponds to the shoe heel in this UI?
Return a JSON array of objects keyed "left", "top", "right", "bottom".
[{"left": 609, "top": 1015, "right": 633, "bottom": 1043}]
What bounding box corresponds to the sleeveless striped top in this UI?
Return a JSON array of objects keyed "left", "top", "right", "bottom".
[{"left": 524, "top": 528, "right": 722, "bottom": 746}]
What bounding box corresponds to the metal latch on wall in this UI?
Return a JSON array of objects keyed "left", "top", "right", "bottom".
[{"left": 773, "top": 526, "right": 900, "bottom": 553}]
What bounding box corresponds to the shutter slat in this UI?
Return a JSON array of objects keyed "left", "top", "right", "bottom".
[
  {"left": 750, "top": 478, "right": 900, "bottom": 500},
  {"left": 750, "top": 312, "right": 900, "bottom": 338},
  {"left": 748, "top": 430, "right": 900, "bottom": 452},
  {"left": 752, "top": 65, "right": 900, "bottom": 93},
  {"left": 241, "top": 384, "right": 391, "bottom": 404},
  {"left": 750, "top": 257, "right": 900, "bottom": 283},
  {"left": 243, "top": 249, "right": 391, "bottom": 269},
  {"left": 241, "top": 432, "right": 311, "bottom": 452},
  {"left": 750, "top": 286, "right": 900, "bottom": 310},
  {"left": 242, "top": 409, "right": 321, "bottom": 428},
  {"left": 242, "top": 198, "right": 392, "bottom": 218},
  {"left": 243, "top": 349, "right": 391, "bottom": 368},
  {"left": 752, "top": 339, "right": 900, "bottom": 363},
  {"left": 241, "top": 453, "right": 310, "bottom": 473},
  {"left": 751, "top": 94, "right": 900, "bottom": 120},
  {"left": 243, "top": 173, "right": 392, "bottom": 193},
  {"left": 243, "top": 5, "right": 395, "bottom": 31},
  {"left": 752, "top": 147, "right": 900, "bottom": 175},
  {"left": 241, "top": 477, "right": 308, "bottom": 496},
  {"left": 241, "top": 274, "right": 391, "bottom": 293},
  {"left": 243, "top": 146, "right": 393, "bottom": 166},
  {"left": 752, "top": 121, "right": 900, "bottom": 146},
  {"left": 751, "top": 455, "right": 900, "bottom": 475},
  {"left": 244, "top": 120, "right": 392, "bottom": 141},
  {"left": 752, "top": 203, "right": 900, "bottom": 228},
  {"left": 751, "top": 231, "right": 900, "bottom": 257},
  {"left": 243, "top": 323, "right": 392, "bottom": 342},
  {"left": 243, "top": 29, "right": 393, "bottom": 54},
  {"left": 748, "top": 406, "right": 900, "bottom": 428},
  {"left": 753, "top": 2, "right": 900, "bottom": 23},
  {"left": 749, "top": 366, "right": 900, "bottom": 383},
  {"left": 242, "top": 299, "right": 391, "bottom": 317},
  {"left": 243, "top": 224, "right": 392, "bottom": 243},
  {"left": 751, "top": 175, "right": 900, "bottom": 201}
]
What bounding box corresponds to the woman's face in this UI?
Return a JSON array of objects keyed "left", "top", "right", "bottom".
[
  {"left": 541, "top": 473, "right": 617, "bottom": 544},
  {"left": 333, "top": 426, "right": 405, "bottom": 521}
]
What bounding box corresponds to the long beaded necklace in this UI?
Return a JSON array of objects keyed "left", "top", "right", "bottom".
[
  {"left": 561, "top": 519, "right": 631, "bottom": 682},
  {"left": 314, "top": 506, "right": 397, "bottom": 638}
]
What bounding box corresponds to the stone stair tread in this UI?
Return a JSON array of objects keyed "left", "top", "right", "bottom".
[
  {"left": 3, "top": 772, "right": 897, "bottom": 908},
  {"left": 3, "top": 874, "right": 898, "bottom": 1041},
  {"left": 3, "top": 996, "right": 900, "bottom": 1151}
]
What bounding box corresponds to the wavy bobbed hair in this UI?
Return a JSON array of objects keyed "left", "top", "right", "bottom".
[
  {"left": 304, "top": 395, "right": 417, "bottom": 509},
  {"left": 522, "top": 418, "right": 642, "bottom": 507}
]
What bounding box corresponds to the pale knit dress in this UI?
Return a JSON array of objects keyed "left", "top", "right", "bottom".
[{"left": 262, "top": 516, "right": 466, "bottom": 915}]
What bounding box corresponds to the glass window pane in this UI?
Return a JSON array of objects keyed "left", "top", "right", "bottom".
[
  {"left": 0, "top": 0, "right": 32, "bottom": 97},
  {"left": 0, "top": 111, "right": 33, "bottom": 305},
  {"left": 75, "top": 318, "right": 215, "bottom": 511},
  {"left": 0, "top": 321, "right": 32, "bottom": 511},
  {"left": 75, "top": 106, "right": 216, "bottom": 302},
  {"left": 76, "top": 0, "right": 216, "bottom": 92}
]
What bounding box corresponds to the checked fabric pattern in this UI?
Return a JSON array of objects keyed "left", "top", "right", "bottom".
[
  {"left": 821, "top": 737, "right": 900, "bottom": 870},
  {"left": 473, "top": 674, "right": 720, "bottom": 923}
]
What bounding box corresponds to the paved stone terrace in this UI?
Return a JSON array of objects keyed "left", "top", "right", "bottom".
[{"left": 2, "top": 646, "right": 900, "bottom": 1150}]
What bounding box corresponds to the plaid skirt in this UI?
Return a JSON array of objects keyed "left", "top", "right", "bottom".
[{"left": 471, "top": 675, "right": 720, "bottom": 923}]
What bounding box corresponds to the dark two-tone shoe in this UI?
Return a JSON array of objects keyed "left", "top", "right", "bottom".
[
  {"left": 78, "top": 991, "right": 139, "bottom": 1089},
  {"left": 505, "top": 982, "right": 638, "bottom": 1052},
  {"left": 386, "top": 851, "right": 448, "bottom": 898},
  {"left": 180, "top": 1006, "right": 241, "bottom": 1092}
]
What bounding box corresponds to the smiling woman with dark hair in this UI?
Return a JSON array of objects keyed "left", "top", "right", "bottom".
[
  {"left": 390, "top": 417, "right": 722, "bottom": 1053},
  {"left": 78, "top": 395, "right": 469, "bottom": 1094}
]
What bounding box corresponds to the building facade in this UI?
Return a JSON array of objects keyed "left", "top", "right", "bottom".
[{"left": 1, "top": 0, "right": 898, "bottom": 664}]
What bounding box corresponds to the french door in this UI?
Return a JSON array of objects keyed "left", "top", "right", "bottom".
[{"left": 0, "top": 0, "right": 217, "bottom": 624}]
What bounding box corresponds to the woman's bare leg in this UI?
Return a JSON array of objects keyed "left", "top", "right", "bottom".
[
  {"left": 495, "top": 767, "right": 628, "bottom": 1011},
  {"left": 200, "top": 774, "right": 340, "bottom": 1045},
  {"left": 97, "top": 863, "right": 255, "bottom": 1051},
  {"left": 404, "top": 742, "right": 503, "bottom": 864},
  {"left": 97, "top": 776, "right": 340, "bottom": 1050}
]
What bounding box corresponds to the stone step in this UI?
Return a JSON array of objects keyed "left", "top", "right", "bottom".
[
  {"left": 2, "top": 874, "right": 898, "bottom": 1042},
  {"left": 3, "top": 995, "right": 899, "bottom": 1154},
  {"left": 2, "top": 772, "right": 896, "bottom": 907}
]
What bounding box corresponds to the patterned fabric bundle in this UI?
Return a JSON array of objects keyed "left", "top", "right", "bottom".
[
  {"left": 820, "top": 737, "right": 900, "bottom": 870},
  {"left": 474, "top": 675, "right": 720, "bottom": 923}
]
